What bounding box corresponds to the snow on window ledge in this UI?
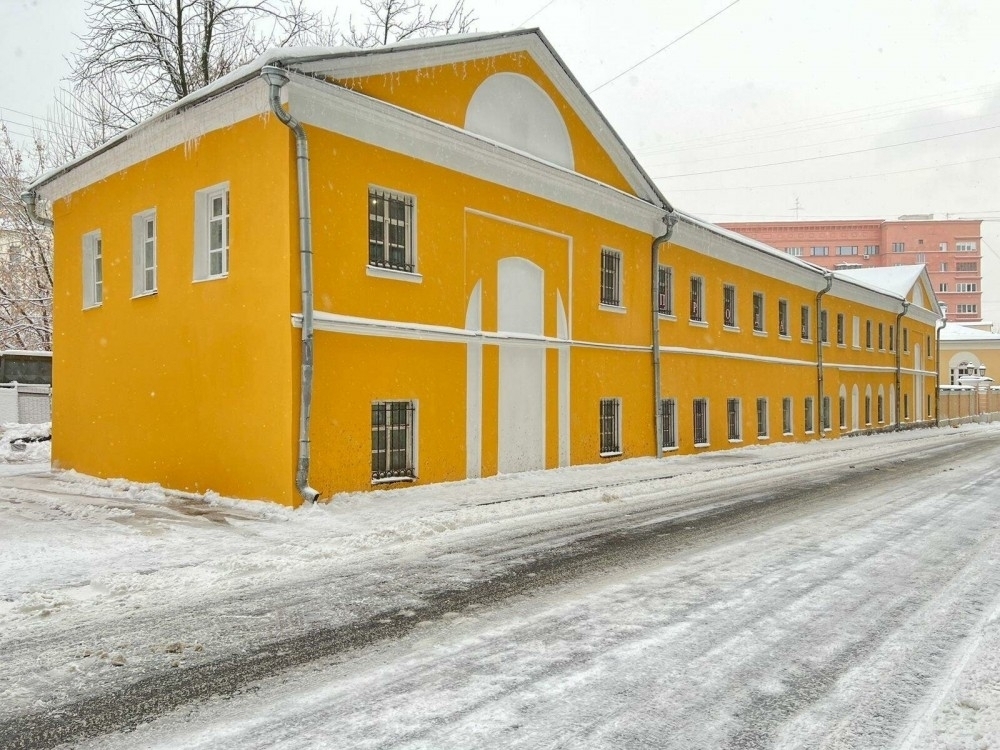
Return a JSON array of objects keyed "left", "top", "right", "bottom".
[
  {"left": 599, "top": 450, "right": 623, "bottom": 458},
  {"left": 598, "top": 304, "right": 626, "bottom": 315},
  {"left": 367, "top": 266, "right": 423, "bottom": 284}
]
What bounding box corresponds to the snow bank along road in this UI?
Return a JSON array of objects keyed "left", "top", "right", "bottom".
[{"left": 2, "top": 425, "right": 1000, "bottom": 748}]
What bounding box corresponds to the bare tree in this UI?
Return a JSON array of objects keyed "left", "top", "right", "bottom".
[
  {"left": 0, "top": 125, "right": 53, "bottom": 351},
  {"left": 70, "top": 0, "right": 336, "bottom": 133},
  {"left": 344, "top": 0, "right": 475, "bottom": 48}
]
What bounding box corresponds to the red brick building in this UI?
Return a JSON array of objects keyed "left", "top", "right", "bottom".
[{"left": 719, "top": 216, "right": 983, "bottom": 323}]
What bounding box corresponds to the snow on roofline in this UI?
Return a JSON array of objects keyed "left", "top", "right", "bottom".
[
  {"left": 0, "top": 350, "right": 52, "bottom": 357},
  {"left": 940, "top": 322, "right": 1000, "bottom": 341},
  {"left": 833, "top": 265, "right": 925, "bottom": 298}
]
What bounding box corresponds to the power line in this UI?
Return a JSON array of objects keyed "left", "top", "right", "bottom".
[
  {"left": 589, "top": 0, "right": 744, "bottom": 94},
  {"left": 658, "top": 155, "right": 1000, "bottom": 192},
  {"left": 658, "top": 124, "right": 1000, "bottom": 179},
  {"left": 516, "top": 0, "right": 558, "bottom": 28}
]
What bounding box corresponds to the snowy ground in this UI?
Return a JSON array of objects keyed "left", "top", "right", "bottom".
[{"left": 2, "top": 423, "right": 1000, "bottom": 748}]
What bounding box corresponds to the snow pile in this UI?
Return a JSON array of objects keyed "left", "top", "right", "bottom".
[{"left": 0, "top": 421, "right": 51, "bottom": 463}]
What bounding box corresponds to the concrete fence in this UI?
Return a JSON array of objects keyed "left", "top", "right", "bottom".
[
  {"left": 0, "top": 383, "right": 52, "bottom": 424},
  {"left": 938, "top": 385, "right": 1000, "bottom": 426}
]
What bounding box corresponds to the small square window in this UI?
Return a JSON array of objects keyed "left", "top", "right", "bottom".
[
  {"left": 369, "top": 188, "right": 415, "bottom": 273},
  {"left": 600, "top": 398, "right": 622, "bottom": 455},
  {"left": 600, "top": 248, "right": 623, "bottom": 307},
  {"left": 371, "top": 401, "right": 416, "bottom": 482}
]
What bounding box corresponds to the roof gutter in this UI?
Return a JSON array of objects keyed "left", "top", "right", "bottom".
[
  {"left": 651, "top": 210, "right": 678, "bottom": 457},
  {"left": 935, "top": 313, "right": 946, "bottom": 424},
  {"left": 894, "top": 300, "right": 910, "bottom": 429},
  {"left": 19, "top": 190, "right": 53, "bottom": 229},
  {"left": 261, "top": 66, "right": 320, "bottom": 505}
]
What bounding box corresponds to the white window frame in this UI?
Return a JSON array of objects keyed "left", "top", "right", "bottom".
[
  {"left": 727, "top": 397, "right": 742, "bottom": 442},
  {"left": 800, "top": 305, "right": 811, "bottom": 341},
  {"left": 371, "top": 400, "right": 418, "bottom": 483},
  {"left": 599, "top": 248, "right": 624, "bottom": 310},
  {"left": 660, "top": 398, "right": 677, "bottom": 450},
  {"left": 723, "top": 284, "right": 738, "bottom": 329},
  {"left": 194, "top": 182, "right": 230, "bottom": 281},
  {"left": 132, "top": 209, "right": 157, "bottom": 297},
  {"left": 368, "top": 186, "right": 418, "bottom": 280},
  {"left": 756, "top": 397, "right": 768, "bottom": 439},
  {"left": 956, "top": 242, "right": 977, "bottom": 252},
  {"left": 822, "top": 396, "right": 832, "bottom": 432},
  {"left": 852, "top": 316, "right": 861, "bottom": 349},
  {"left": 778, "top": 299, "right": 789, "bottom": 338},
  {"left": 82, "top": 230, "right": 103, "bottom": 309},
  {"left": 690, "top": 276, "right": 705, "bottom": 323},
  {"left": 599, "top": 397, "right": 623, "bottom": 456},
  {"left": 657, "top": 265, "right": 673, "bottom": 317},
  {"left": 782, "top": 397, "right": 793, "bottom": 436},
  {"left": 752, "top": 292, "right": 765, "bottom": 333}
]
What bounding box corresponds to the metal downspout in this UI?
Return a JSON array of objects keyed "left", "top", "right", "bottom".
[
  {"left": 651, "top": 211, "right": 678, "bottom": 458},
  {"left": 816, "top": 272, "right": 833, "bottom": 436},
  {"left": 935, "top": 314, "right": 946, "bottom": 424},
  {"left": 894, "top": 300, "right": 910, "bottom": 430},
  {"left": 261, "top": 66, "right": 320, "bottom": 504},
  {"left": 20, "top": 190, "right": 53, "bottom": 229}
]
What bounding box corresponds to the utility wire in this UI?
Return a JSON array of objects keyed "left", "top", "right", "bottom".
[
  {"left": 589, "top": 0, "right": 744, "bottom": 94},
  {"left": 659, "top": 124, "right": 1000, "bottom": 179},
  {"left": 516, "top": 0, "right": 558, "bottom": 28}
]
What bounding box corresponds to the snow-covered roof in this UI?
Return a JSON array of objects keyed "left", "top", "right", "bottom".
[
  {"left": 940, "top": 322, "right": 1000, "bottom": 342},
  {"left": 833, "top": 265, "right": 926, "bottom": 298}
]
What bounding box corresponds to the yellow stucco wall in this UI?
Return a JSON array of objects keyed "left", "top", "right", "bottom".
[{"left": 51, "top": 116, "right": 300, "bottom": 504}]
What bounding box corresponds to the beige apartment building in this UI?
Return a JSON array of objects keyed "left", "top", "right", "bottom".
[{"left": 720, "top": 217, "right": 983, "bottom": 323}]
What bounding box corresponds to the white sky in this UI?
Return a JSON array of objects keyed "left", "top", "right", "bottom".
[{"left": 3, "top": 0, "right": 999, "bottom": 319}]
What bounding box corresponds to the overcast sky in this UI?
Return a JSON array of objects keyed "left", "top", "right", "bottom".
[{"left": 3, "top": 0, "right": 999, "bottom": 319}]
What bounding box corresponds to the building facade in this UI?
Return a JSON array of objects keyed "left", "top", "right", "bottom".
[
  {"left": 25, "top": 30, "right": 943, "bottom": 506},
  {"left": 719, "top": 218, "right": 983, "bottom": 323}
]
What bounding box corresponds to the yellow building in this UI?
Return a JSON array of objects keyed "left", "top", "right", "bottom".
[{"left": 23, "top": 30, "right": 942, "bottom": 506}]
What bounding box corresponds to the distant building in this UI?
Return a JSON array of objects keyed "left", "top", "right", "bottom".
[{"left": 719, "top": 218, "right": 983, "bottom": 323}]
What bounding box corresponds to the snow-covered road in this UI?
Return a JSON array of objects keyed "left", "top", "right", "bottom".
[{"left": 2, "top": 425, "right": 1000, "bottom": 748}]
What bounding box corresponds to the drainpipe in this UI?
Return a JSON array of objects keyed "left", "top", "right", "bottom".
[
  {"left": 934, "top": 314, "right": 945, "bottom": 425},
  {"left": 815, "top": 271, "right": 833, "bottom": 436},
  {"left": 651, "top": 211, "right": 678, "bottom": 458},
  {"left": 20, "top": 190, "right": 53, "bottom": 229},
  {"left": 261, "top": 65, "right": 320, "bottom": 504},
  {"left": 894, "top": 300, "right": 910, "bottom": 430}
]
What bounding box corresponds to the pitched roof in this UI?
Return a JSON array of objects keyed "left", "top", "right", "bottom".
[
  {"left": 833, "top": 265, "right": 926, "bottom": 298},
  {"left": 940, "top": 322, "right": 1000, "bottom": 342}
]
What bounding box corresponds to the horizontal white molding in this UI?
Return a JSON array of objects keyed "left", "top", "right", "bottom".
[
  {"left": 660, "top": 346, "right": 815, "bottom": 368},
  {"left": 288, "top": 75, "right": 665, "bottom": 235},
  {"left": 828, "top": 364, "right": 900, "bottom": 375},
  {"left": 292, "top": 32, "right": 661, "bottom": 204},
  {"left": 39, "top": 83, "right": 272, "bottom": 201}
]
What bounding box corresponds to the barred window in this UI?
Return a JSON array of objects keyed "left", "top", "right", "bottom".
[
  {"left": 782, "top": 397, "right": 792, "bottom": 435},
  {"left": 822, "top": 396, "right": 831, "bottom": 431},
  {"left": 836, "top": 313, "right": 845, "bottom": 345},
  {"left": 371, "top": 401, "right": 416, "bottom": 481},
  {"left": 865, "top": 394, "right": 872, "bottom": 425},
  {"left": 877, "top": 393, "right": 885, "bottom": 423},
  {"left": 819, "top": 310, "right": 828, "bottom": 343},
  {"left": 693, "top": 398, "right": 709, "bottom": 445},
  {"left": 903, "top": 328, "right": 909, "bottom": 352},
  {"left": 904, "top": 393, "right": 910, "bottom": 419},
  {"left": 657, "top": 265, "right": 673, "bottom": 315},
  {"left": 690, "top": 276, "right": 704, "bottom": 322},
  {"left": 723, "top": 284, "right": 737, "bottom": 328},
  {"left": 839, "top": 395, "right": 846, "bottom": 428},
  {"left": 778, "top": 300, "right": 789, "bottom": 337},
  {"left": 878, "top": 322, "right": 884, "bottom": 350},
  {"left": 727, "top": 398, "right": 741, "bottom": 441},
  {"left": 800, "top": 305, "right": 811, "bottom": 340},
  {"left": 756, "top": 397, "right": 768, "bottom": 438},
  {"left": 369, "top": 188, "right": 415, "bottom": 272},
  {"left": 804, "top": 396, "right": 815, "bottom": 434},
  {"left": 889, "top": 325, "right": 895, "bottom": 352},
  {"left": 660, "top": 398, "right": 676, "bottom": 449},
  {"left": 866, "top": 320, "right": 872, "bottom": 349},
  {"left": 600, "top": 398, "right": 622, "bottom": 455},
  {"left": 753, "top": 292, "right": 764, "bottom": 332},
  {"left": 600, "top": 249, "right": 622, "bottom": 307}
]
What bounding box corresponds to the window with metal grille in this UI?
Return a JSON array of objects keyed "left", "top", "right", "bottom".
[
  {"left": 660, "top": 398, "right": 676, "bottom": 449},
  {"left": 903, "top": 394, "right": 909, "bottom": 419},
  {"left": 727, "top": 398, "right": 741, "bottom": 441},
  {"left": 877, "top": 393, "right": 884, "bottom": 423},
  {"left": 822, "top": 396, "right": 831, "bottom": 430},
  {"left": 800, "top": 305, "right": 811, "bottom": 340},
  {"left": 878, "top": 322, "right": 884, "bottom": 350},
  {"left": 756, "top": 397, "right": 768, "bottom": 438},
  {"left": 865, "top": 320, "right": 872, "bottom": 349},
  {"left": 889, "top": 325, "right": 895, "bottom": 352},
  {"left": 723, "top": 285, "right": 737, "bottom": 328},
  {"left": 693, "top": 398, "right": 709, "bottom": 445},
  {"left": 804, "top": 397, "right": 814, "bottom": 433},
  {"left": 657, "top": 265, "right": 673, "bottom": 315},
  {"left": 599, "top": 398, "right": 622, "bottom": 455},
  {"left": 903, "top": 328, "right": 909, "bottom": 352},
  {"left": 778, "top": 300, "right": 789, "bottom": 336},
  {"left": 836, "top": 313, "right": 845, "bottom": 345},
  {"left": 371, "top": 401, "right": 415, "bottom": 481},
  {"left": 752, "top": 292, "right": 764, "bottom": 332},
  {"left": 600, "top": 249, "right": 622, "bottom": 307},
  {"left": 865, "top": 395, "right": 872, "bottom": 425},
  {"left": 690, "top": 276, "right": 704, "bottom": 321},
  {"left": 782, "top": 397, "right": 792, "bottom": 435},
  {"left": 820, "top": 310, "right": 828, "bottom": 343},
  {"left": 369, "top": 189, "right": 414, "bottom": 272},
  {"left": 839, "top": 395, "right": 846, "bottom": 428}
]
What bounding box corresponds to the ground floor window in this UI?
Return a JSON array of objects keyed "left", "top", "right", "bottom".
[
  {"left": 782, "top": 397, "right": 792, "bottom": 435},
  {"left": 804, "top": 396, "right": 815, "bottom": 433},
  {"left": 693, "top": 398, "right": 709, "bottom": 445},
  {"left": 600, "top": 398, "right": 622, "bottom": 455},
  {"left": 756, "top": 397, "right": 768, "bottom": 438},
  {"left": 371, "top": 401, "right": 416, "bottom": 481},
  {"left": 727, "top": 398, "right": 741, "bottom": 441},
  {"left": 822, "top": 396, "right": 831, "bottom": 431},
  {"left": 877, "top": 394, "right": 885, "bottom": 423},
  {"left": 839, "top": 396, "right": 846, "bottom": 429},
  {"left": 865, "top": 395, "right": 872, "bottom": 425},
  {"left": 660, "top": 398, "right": 676, "bottom": 449}
]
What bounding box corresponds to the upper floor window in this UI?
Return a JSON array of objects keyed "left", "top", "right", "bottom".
[
  {"left": 82, "top": 231, "right": 103, "bottom": 309},
  {"left": 132, "top": 209, "right": 157, "bottom": 296},
  {"left": 956, "top": 282, "right": 978, "bottom": 293},
  {"left": 778, "top": 299, "right": 789, "bottom": 337},
  {"left": 865, "top": 320, "right": 872, "bottom": 349},
  {"left": 892, "top": 242, "right": 905, "bottom": 253},
  {"left": 811, "top": 246, "right": 829, "bottom": 257},
  {"left": 600, "top": 248, "right": 623, "bottom": 307},
  {"left": 941, "top": 263, "right": 948, "bottom": 272},
  {"left": 836, "top": 245, "right": 858, "bottom": 256},
  {"left": 800, "top": 305, "right": 811, "bottom": 340},
  {"left": 878, "top": 322, "right": 884, "bottom": 350},
  {"left": 195, "top": 183, "right": 230, "bottom": 281},
  {"left": 819, "top": 310, "right": 828, "bottom": 343},
  {"left": 957, "top": 303, "right": 978, "bottom": 314},
  {"left": 752, "top": 292, "right": 764, "bottom": 332},
  {"left": 889, "top": 325, "right": 895, "bottom": 352},
  {"left": 690, "top": 276, "right": 704, "bottom": 322},
  {"left": 836, "top": 313, "right": 845, "bottom": 345},
  {"left": 864, "top": 245, "right": 879, "bottom": 256},
  {"left": 939, "top": 283, "right": 948, "bottom": 292},
  {"left": 657, "top": 265, "right": 673, "bottom": 315},
  {"left": 956, "top": 241, "right": 977, "bottom": 252},
  {"left": 852, "top": 316, "right": 861, "bottom": 348},
  {"left": 939, "top": 242, "right": 948, "bottom": 252},
  {"left": 369, "top": 188, "right": 415, "bottom": 273},
  {"left": 786, "top": 246, "right": 803, "bottom": 257},
  {"left": 903, "top": 328, "right": 909, "bottom": 352},
  {"left": 916, "top": 253, "right": 927, "bottom": 263},
  {"left": 956, "top": 261, "right": 978, "bottom": 272},
  {"left": 723, "top": 284, "right": 737, "bottom": 328}
]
